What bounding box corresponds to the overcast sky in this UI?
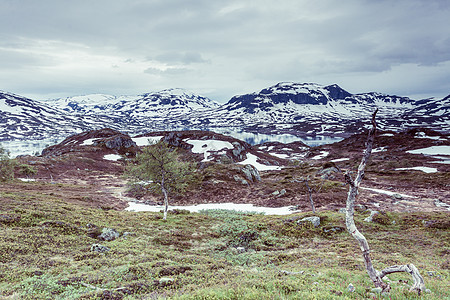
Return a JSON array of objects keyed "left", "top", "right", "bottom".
[{"left": 1, "top": 0, "right": 449, "bottom": 102}]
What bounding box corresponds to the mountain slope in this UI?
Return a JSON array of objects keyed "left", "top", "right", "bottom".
[
  {"left": 172, "top": 82, "right": 424, "bottom": 136},
  {"left": 1, "top": 83, "right": 448, "bottom": 142}
]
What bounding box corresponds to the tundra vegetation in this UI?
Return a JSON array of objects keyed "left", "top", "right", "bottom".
[
  {"left": 0, "top": 183, "right": 448, "bottom": 299},
  {"left": 0, "top": 131, "right": 448, "bottom": 299}
]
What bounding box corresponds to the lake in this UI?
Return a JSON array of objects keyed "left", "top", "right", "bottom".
[{"left": 1, "top": 131, "right": 343, "bottom": 158}]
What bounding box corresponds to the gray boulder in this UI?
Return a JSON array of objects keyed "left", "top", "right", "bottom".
[
  {"left": 91, "top": 243, "right": 110, "bottom": 253},
  {"left": 364, "top": 210, "right": 379, "bottom": 223},
  {"left": 241, "top": 164, "right": 261, "bottom": 182},
  {"left": 298, "top": 216, "right": 321, "bottom": 228},
  {"left": 98, "top": 228, "right": 120, "bottom": 241},
  {"left": 231, "top": 142, "right": 247, "bottom": 161}
]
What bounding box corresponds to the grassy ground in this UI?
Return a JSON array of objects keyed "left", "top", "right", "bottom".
[{"left": 0, "top": 182, "right": 449, "bottom": 299}]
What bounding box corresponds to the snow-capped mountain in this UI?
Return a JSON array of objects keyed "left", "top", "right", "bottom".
[
  {"left": 45, "top": 88, "right": 220, "bottom": 118},
  {"left": 0, "top": 91, "right": 136, "bottom": 141},
  {"left": 44, "top": 94, "right": 137, "bottom": 114},
  {"left": 172, "top": 82, "right": 428, "bottom": 135},
  {"left": 110, "top": 88, "right": 220, "bottom": 120},
  {"left": 1, "top": 83, "right": 448, "bottom": 142}
]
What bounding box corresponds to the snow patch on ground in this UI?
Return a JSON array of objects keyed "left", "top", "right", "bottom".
[
  {"left": 311, "top": 151, "right": 329, "bottom": 160},
  {"left": 360, "top": 187, "right": 416, "bottom": 198},
  {"left": 126, "top": 202, "right": 300, "bottom": 215},
  {"left": 241, "top": 153, "right": 282, "bottom": 171},
  {"left": 373, "top": 147, "right": 387, "bottom": 153},
  {"left": 415, "top": 132, "right": 447, "bottom": 141},
  {"left": 184, "top": 139, "right": 234, "bottom": 162},
  {"left": 270, "top": 152, "right": 290, "bottom": 159},
  {"left": 132, "top": 136, "right": 163, "bottom": 146},
  {"left": 395, "top": 167, "right": 438, "bottom": 173},
  {"left": 331, "top": 158, "right": 349, "bottom": 162},
  {"left": 104, "top": 154, "right": 122, "bottom": 161},
  {"left": 81, "top": 138, "right": 97, "bottom": 146},
  {"left": 407, "top": 146, "right": 450, "bottom": 156}
]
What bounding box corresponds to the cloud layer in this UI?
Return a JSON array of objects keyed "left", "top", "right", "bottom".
[{"left": 1, "top": 0, "right": 449, "bottom": 101}]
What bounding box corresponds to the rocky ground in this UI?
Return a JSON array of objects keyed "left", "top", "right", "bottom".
[{"left": 8, "top": 127, "right": 449, "bottom": 215}]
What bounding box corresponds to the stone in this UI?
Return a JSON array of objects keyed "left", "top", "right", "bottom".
[
  {"left": 322, "top": 225, "right": 344, "bottom": 234},
  {"left": 158, "top": 277, "right": 174, "bottom": 287},
  {"left": 392, "top": 193, "right": 403, "bottom": 200},
  {"left": 231, "top": 142, "right": 247, "bottom": 161},
  {"left": 338, "top": 208, "right": 347, "bottom": 213},
  {"left": 371, "top": 287, "right": 383, "bottom": 294},
  {"left": 272, "top": 190, "right": 280, "bottom": 196},
  {"left": 297, "top": 216, "right": 320, "bottom": 228},
  {"left": 90, "top": 243, "right": 110, "bottom": 253},
  {"left": 233, "top": 175, "right": 248, "bottom": 185},
  {"left": 241, "top": 164, "right": 261, "bottom": 182},
  {"left": 236, "top": 247, "right": 246, "bottom": 253},
  {"left": 347, "top": 283, "right": 355, "bottom": 292},
  {"left": 98, "top": 228, "right": 120, "bottom": 241},
  {"left": 364, "top": 210, "right": 379, "bottom": 222},
  {"left": 318, "top": 166, "right": 339, "bottom": 180}
]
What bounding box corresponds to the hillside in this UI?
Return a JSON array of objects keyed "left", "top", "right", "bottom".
[{"left": 1, "top": 128, "right": 449, "bottom": 298}]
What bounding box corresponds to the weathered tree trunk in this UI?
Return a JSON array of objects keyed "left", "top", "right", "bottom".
[
  {"left": 161, "top": 175, "right": 169, "bottom": 221},
  {"left": 344, "top": 109, "right": 425, "bottom": 294}
]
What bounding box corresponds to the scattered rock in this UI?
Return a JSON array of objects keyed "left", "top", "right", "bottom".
[
  {"left": 158, "top": 277, "right": 174, "bottom": 287},
  {"left": 98, "top": 228, "right": 120, "bottom": 241},
  {"left": 318, "top": 164, "right": 339, "bottom": 180},
  {"left": 371, "top": 287, "right": 383, "bottom": 294},
  {"left": 236, "top": 246, "right": 246, "bottom": 253},
  {"left": 94, "top": 134, "right": 137, "bottom": 153},
  {"left": 233, "top": 175, "right": 248, "bottom": 185},
  {"left": 322, "top": 225, "right": 345, "bottom": 234},
  {"left": 241, "top": 164, "right": 261, "bottom": 182},
  {"left": 279, "top": 270, "right": 305, "bottom": 275},
  {"left": 392, "top": 193, "right": 403, "bottom": 200},
  {"left": 272, "top": 189, "right": 287, "bottom": 197},
  {"left": 91, "top": 243, "right": 110, "bottom": 253},
  {"left": 231, "top": 142, "right": 247, "bottom": 161},
  {"left": 364, "top": 210, "right": 379, "bottom": 223},
  {"left": 297, "top": 216, "right": 320, "bottom": 228}
]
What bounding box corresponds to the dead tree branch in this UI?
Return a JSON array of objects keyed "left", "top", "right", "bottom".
[{"left": 344, "top": 109, "right": 425, "bottom": 294}]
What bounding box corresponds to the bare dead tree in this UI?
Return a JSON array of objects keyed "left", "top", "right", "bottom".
[{"left": 344, "top": 109, "right": 425, "bottom": 294}]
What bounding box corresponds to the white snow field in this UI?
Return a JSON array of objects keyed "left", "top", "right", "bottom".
[{"left": 126, "top": 202, "right": 300, "bottom": 215}]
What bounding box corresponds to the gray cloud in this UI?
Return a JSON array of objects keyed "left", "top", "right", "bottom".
[{"left": 0, "top": 0, "right": 449, "bottom": 102}]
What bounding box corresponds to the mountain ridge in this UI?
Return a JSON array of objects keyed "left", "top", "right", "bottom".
[{"left": 1, "top": 82, "right": 448, "bottom": 141}]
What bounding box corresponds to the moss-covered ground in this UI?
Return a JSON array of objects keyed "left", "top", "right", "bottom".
[{"left": 0, "top": 182, "right": 449, "bottom": 299}]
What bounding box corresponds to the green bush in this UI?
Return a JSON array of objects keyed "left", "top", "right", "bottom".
[
  {"left": 18, "top": 163, "right": 37, "bottom": 177},
  {"left": 0, "top": 145, "right": 15, "bottom": 182}
]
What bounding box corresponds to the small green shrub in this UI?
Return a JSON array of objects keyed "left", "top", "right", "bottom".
[{"left": 0, "top": 145, "right": 15, "bottom": 182}]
